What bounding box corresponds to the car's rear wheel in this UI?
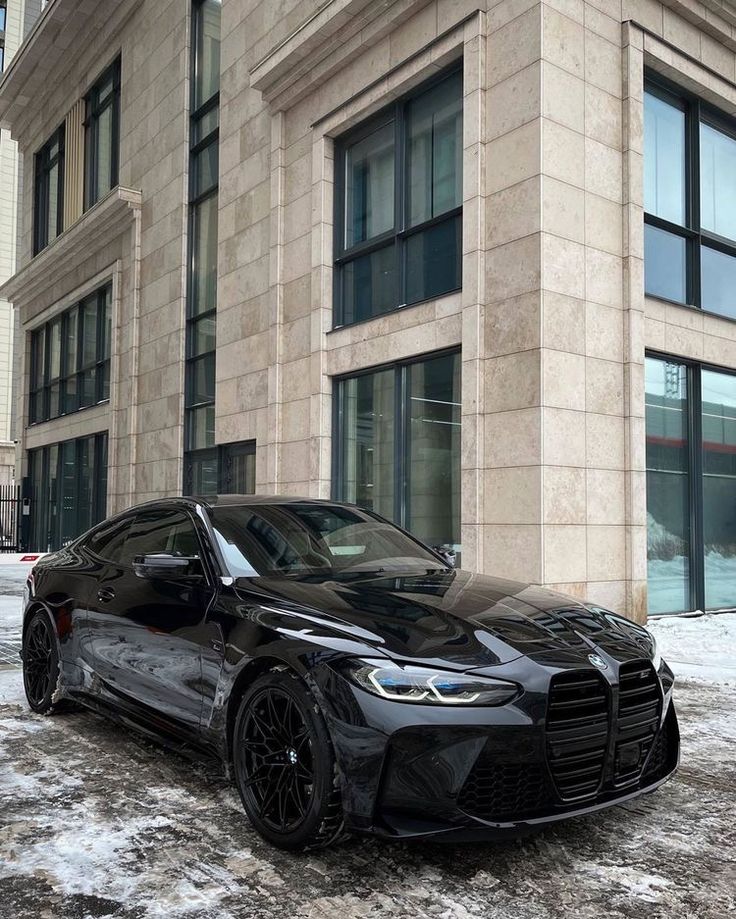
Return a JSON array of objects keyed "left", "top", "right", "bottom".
[
  {"left": 23, "top": 610, "right": 62, "bottom": 714},
  {"left": 232, "top": 670, "right": 345, "bottom": 850}
]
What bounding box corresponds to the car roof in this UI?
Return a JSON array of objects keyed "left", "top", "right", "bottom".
[{"left": 128, "top": 494, "right": 340, "bottom": 511}]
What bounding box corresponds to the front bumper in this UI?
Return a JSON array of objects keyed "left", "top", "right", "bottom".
[{"left": 315, "top": 659, "right": 680, "bottom": 841}]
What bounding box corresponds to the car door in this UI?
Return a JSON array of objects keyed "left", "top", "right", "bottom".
[{"left": 85, "top": 506, "right": 215, "bottom": 732}]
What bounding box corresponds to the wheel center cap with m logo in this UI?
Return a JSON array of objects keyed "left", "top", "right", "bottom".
[{"left": 588, "top": 653, "right": 608, "bottom": 671}]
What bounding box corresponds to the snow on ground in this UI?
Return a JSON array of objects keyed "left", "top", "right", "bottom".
[
  {"left": 650, "top": 610, "right": 736, "bottom": 686},
  {"left": 0, "top": 566, "right": 735, "bottom": 918},
  {"left": 0, "top": 564, "right": 29, "bottom": 640}
]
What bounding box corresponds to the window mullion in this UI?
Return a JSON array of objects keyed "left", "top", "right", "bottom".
[
  {"left": 690, "top": 98, "right": 702, "bottom": 309},
  {"left": 689, "top": 365, "right": 705, "bottom": 612},
  {"left": 395, "top": 101, "right": 406, "bottom": 308}
]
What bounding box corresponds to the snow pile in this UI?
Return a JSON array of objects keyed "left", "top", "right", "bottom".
[{"left": 649, "top": 611, "right": 736, "bottom": 686}]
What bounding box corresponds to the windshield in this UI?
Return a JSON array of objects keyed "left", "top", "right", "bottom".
[{"left": 208, "top": 502, "right": 447, "bottom": 578}]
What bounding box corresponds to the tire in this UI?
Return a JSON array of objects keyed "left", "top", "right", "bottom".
[
  {"left": 232, "top": 669, "right": 346, "bottom": 851},
  {"left": 22, "top": 609, "right": 66, "bottom": 715}
]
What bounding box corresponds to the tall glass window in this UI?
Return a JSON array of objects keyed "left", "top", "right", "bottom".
[
  {"left": 334, "top": 351, "right": 461, "bottom": 559},
  {"left": 29, "top": 284, "right": 112, "bottom": 424},
  {"left": 335, "top": 67, "right": 462, "bottom": 326},
  {"left": 27, "top": 433, "right": 108, "bottom": 551},
  {"left": 34, "top": 126, "right": 65, "bottom": 255},
  {"left": 701, "top": 370, "right": 736, "bottom": 609},
  {"left": 644, "top": 75, "right": 736, "bottom": 321},
  {"left": 84, "top": 59, "right": 121, "bottom": 209},
  {"left": 645, "top": 358, "right": 691, "bottom": 615},
  {"left": 184, "top": 0, "right": 221, "bottom": 493},
  {"left": 646, "top": 354, "right": 736, "bottom": 613}
]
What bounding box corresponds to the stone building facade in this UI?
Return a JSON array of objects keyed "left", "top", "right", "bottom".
[
  {"left": 0, "top": 0, "right": 735, "bottom": 620},
  {"left": 0, "top": 0, "right": 41, "bottom": 485}
]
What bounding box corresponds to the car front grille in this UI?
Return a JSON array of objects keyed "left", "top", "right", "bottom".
[
  {"left": 456, "top": 754, "right": 548, "bottom": 821},
  {"left": 546, "top": 670, "right": 610, "bottom": 801},
  {"left": 455, "top": 660, "right": 672, "bottom": 824},
  {"left": 642, "top": 711, "right": 671, "bottom": 782},
  {"left": 613, "top": 660, "right": 662, "bottom": 786}
]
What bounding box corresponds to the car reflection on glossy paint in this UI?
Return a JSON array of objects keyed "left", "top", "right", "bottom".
[{"left": 21, "top": 496, "right": 679, "bottom": 850}]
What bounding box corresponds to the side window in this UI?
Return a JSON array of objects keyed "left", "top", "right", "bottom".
[
  {"left": 121, "top": 509, "right": 200, "bottom": 565},
  {"left": 85, "top": 515, "right": 134, "bottom": 562},
  {"left": 167, "top": 516, "right": 201, "bottom": 558}
]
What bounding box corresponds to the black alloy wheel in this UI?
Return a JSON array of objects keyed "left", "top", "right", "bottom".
[
  {"left": 23, "top": 610, "right": 61, "bottom": 714},
  {"left": 233, "top": 670, "right": 345, "bottom": 850}
]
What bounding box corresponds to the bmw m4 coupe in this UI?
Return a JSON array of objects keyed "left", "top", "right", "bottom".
[{"left": 21, "top": 496, "right": 679, "bottom": 849}]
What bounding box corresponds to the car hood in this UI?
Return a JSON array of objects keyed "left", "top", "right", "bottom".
[{"left": 234, "top": 568, "right": 654, "bottom": 671}]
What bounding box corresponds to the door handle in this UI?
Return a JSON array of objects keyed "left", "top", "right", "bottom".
[{"left": 97, "top": 587, "right": 116, "bottom": 603}]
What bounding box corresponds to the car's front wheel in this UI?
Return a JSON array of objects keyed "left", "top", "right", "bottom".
[
  {"left": 22, "top": 609, "right": 63, "bottom": 714},
  {"left": 232, "top": 669, "right": 345, "bottom": 850}
]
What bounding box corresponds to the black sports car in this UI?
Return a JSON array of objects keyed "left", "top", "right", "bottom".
[{"left": 21, "top": 496, "right": 679, "bottom": 849}]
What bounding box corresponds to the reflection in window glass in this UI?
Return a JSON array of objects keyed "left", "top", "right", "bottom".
[
  {"left": 188, "top": 452, "right": 218, "bottom": 496},
  {"left": 344, "top": 122, "right": 395, "bottom": 247},
  {"left": 407, "top": 71, "right": 463, "bottom": 226},
  {"left": 187, "top": 403, "right": 215, "bottom": 451},
  {"left": 406, "top": 215, "right": 461, "bottom": 304},
  {"left": 194, "top": 0, "right": 222, "bottom": 110},
  {"left": 95, "top": 105, "right": 114, "bottom": 201},
  {"left": 701, "top": 370, "right": 736, "bottom": 609},
  {"left": 644, "top": 224, "right": 686, "bottom": 303},
  {"left": 341, "top": 369, "right": 395, "bottom": 521},
  {"left": 407, "top": 352, "right": 461, "bottom": 555},
  {"left": 645, "top": 357, "right": 691, "bottom": 614},
  {"left": 700, "top": 245, "right": 736, "bottom": 319},
  {"left": 188, "top": 354, "right": 215, "bottom": 406},
  {"left": 342, "top": 244, "right": 397, "bottom": 325},
  {"left": 336, "top": 354, "right": 462, "bottom": 559},
  {"left": 644, "top": 91, "right": 686, "bottom": 225},
  {"left": 191, "top": 194, "right": 218, "bottom": 316},
  {"left": 700, "top": 123, "right": 736, "bottom": 242}
]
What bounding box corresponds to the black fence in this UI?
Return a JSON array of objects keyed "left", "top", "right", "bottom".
[{"left": 0, "top": 484, "right": 21, "bottom": 553}]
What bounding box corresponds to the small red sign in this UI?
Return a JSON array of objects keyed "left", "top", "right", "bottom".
[{"left": 20, "top": 555, "right": 40, "bottom": 562}]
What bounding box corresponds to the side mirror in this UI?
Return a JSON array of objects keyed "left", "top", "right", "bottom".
[{"left": 133, "top": 554, "right": 202, "bottom": 580}]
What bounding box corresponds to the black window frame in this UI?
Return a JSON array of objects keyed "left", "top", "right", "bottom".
[
  {"left": 27, "top": 431, "right": 108, "bottom": 552},
  {"left": 33, "top": 124, "right": 65, "bottom": 256},
  {"left": 28, "top": 283, "right": 112, "bottom": 425},
  {"left": 333, "top": 63, "right": 463, "bottom": 329},
  {"left": 332, "top": 347, "right": 461, "bottom": 541},
  {"left": 184, "top": 439, "right": 256, "bottom": 496},
  {"left": 0, "top": 1, "right": 6, "bottom": 73},
  {"left": 184, "top": 0, "right": 221, "bottom": 490},
  {"left": 645, "top": 71, "right": 736, "bottom": 320},
  {"left": 84, "top": 57, "right": 121, "bottom": 211},
  {"left": 646, "top": 349, "right": 736, "bottom": 614}
]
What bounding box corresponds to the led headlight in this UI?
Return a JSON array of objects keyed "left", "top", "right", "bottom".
[{"left": 339, "top": 658, "right": 519, "bottom": 706}]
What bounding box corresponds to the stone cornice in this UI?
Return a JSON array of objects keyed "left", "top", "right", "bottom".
[
  {"left": 249, "top": 0, "right": 434, "bottom": 108},
  {"left": 0, "top": 0, "right": 143, "bottom": 132},
  {"left": 0, "top": 187, "right": 142, "bottom": 308}
]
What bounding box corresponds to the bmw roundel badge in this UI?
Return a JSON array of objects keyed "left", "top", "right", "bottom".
[{"left": 588, "top": 653, "right": 608, "bottom": 671}]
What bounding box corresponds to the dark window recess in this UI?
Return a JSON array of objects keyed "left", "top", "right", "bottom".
[
  {"left": 334, "top": 65, "right": 463, "bottom": 327},
  {"left": 34, "top": 125, "right": 65, "bottom": 255},
  {"left": 645, "top": 353, "right": 736, "bottom": 614},
  {"left": 184, "top": 0, "right": 221, "bottom": 488},
  {"left": 27, "top": 432, "right": 108, "bottom": 552},
  {"left": 84, "top": 57, "right": 121, "bottom": 210},
  {"left": 184, "top": 439, "right": 256, "bottom": 497},
  {"left": 644, "top": 73, "right": 736, "bottom": 321},
  {"left": 29, "top": 284, "right": 112, "bottom": 425},
  {"left": 333, "top": 350, "right": 461, "bottom": 561}
]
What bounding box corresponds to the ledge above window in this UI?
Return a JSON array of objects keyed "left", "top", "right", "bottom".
[{"left": 0, "top": 186, "right": 141, "bottom": 313}]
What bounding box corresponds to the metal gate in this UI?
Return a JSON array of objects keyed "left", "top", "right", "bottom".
[{"left": 0, "top": 484, "right": 22, "bottom": 552}]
